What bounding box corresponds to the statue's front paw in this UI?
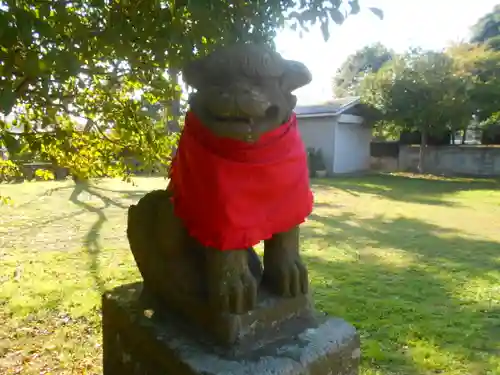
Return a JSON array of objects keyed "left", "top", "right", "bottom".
[
  {"left": 207, "top": 250, "right": 258, "bottom": 314},
  {"left": 264, "top": 257, "right": 308, "bottom": 297},
  {"left": 212, "top": 269, "right": 258, "bottom": 314}
]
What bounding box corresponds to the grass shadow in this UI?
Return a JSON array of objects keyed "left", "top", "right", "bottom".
[
  {"left": 305, "top": 251, "right": 500, "bottom": 374},
  {"left": 306, "top": 212, "right": 499, "bottom": 279},
  {"left": 88, "top": 185, "right": 152, "bottom": 201},
  {"left": 69, "top": 182, "right": 130, "bottom": 293},
  {"left": 13, "top": 184, "right": 75, "bottom": 209},
  {"left": 314, "top": 174, "right": 500, "bottom": 207},
  {"left": 302, "top": 212, "right": 500, "bottom": 373},
  {"left": 5, "top": 210, "right": 88, "bottom": 238}
]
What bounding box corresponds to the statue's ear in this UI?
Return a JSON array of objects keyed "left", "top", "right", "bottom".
[
  {"left": 182, "top": 59, "right": 204, "bottom": 90},
  {"left": 280, "top": 60, "right": 312, "bottom": 93}
]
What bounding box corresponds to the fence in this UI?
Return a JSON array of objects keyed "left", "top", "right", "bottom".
[
  {"left": 370, "top": 141, "right": 400, "bottom": 172},
  {"left": 371, "top": 142, "right": 500, "bottom": 176}
]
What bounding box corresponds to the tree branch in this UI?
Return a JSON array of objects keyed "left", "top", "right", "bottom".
[{"left": 15, "top": 77, "right": 32, "bottom": 95}]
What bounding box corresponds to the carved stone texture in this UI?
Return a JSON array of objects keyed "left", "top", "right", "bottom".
[
  {"left": 126, "top": 44, "right": 314, "bottom": 345},
  {"left": 115, "top": 44, "right": 362, "bottom": 374},
  {"left": 103, "top": 283, "right": 361, "bottom": 375},
  {"left": 182, "top": 43, "right": 312, "bottom": 143},
  {"left": 128, "top": 189, "right": 265, "bottom": 345},
  {"left": 128, "top": 188, "right": 313, "bottom": 346}
]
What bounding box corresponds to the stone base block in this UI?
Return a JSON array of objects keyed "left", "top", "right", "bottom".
[{"left": 102, "top": 283, "right": 360, "bottom": 375}]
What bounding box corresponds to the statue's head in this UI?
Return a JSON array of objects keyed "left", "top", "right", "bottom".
[{"left": 182, "top": 44, "right": 312, "bottom": 142}]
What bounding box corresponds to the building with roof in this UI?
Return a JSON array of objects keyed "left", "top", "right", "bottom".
[{"left": 295, "top": 96, "right": 371, "bottom": 175}]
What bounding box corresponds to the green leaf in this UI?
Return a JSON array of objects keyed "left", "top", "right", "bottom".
[
  {"left": 349, "top": 0, "right": 361, "bottom": 15},
  {"left": 0, "top": 195, "right": 14, "bottom": 205},
  {"left": 320, "top": 18, "right": 330, "bottom": 42},
  {"left": 0, "top": 89, "right": 17, "bottom": 115},
  {"left": 2, "top": 132, "right": 19, "bottom": 153},
  {"left": 15, "top": 9, "right": 34, "bottom": 44},
  {"left": 369, "top": 7, "right": 384, "bottom": 20},
  {"left": 59, "top": 51, "right": 81, "bottom": 76},
  {"left": 301, "top": 9, "right": 317, "bottom": 23},
  {"left": 25, "top": 50, "right": 41, "bottom": 77},
  {"left": 329, "top": 8, "right": 345, "bottom": 25},
  {"left": 34, "top": 168, "right": 55, "bottom": 180},
  {"left": 39, "top": 3, "right": 51, "bottom": 19}
]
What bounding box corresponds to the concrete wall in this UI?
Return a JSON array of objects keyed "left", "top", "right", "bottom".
[
  {"left": 297, "top": 116, "right": 335, "bottom": 174},
  {"left": 370, "top": 156, "right": 399, "bottom": 172},
  {"left": 398, "top": 145, "right": 500, "bottom": 176},
  {"left": 333, "top": 116, "right": 371, "bottom": 174}
]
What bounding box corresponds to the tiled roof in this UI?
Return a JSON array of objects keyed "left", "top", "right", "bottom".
[{"left": 295, "top": 96, "right": 360, "bottom": 117}]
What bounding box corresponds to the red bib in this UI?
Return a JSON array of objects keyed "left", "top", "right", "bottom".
[{"left": 169, "top": 111, "right": 313, "bottom": 250}]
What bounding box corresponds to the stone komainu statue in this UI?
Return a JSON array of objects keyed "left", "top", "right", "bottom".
[{"left": 126, "top": 43, "right": 314, "bottom": 344}]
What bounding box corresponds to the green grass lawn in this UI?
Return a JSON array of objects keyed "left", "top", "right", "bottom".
[{"left": 1, "top": 174, "right": 499, "bottom": 375}]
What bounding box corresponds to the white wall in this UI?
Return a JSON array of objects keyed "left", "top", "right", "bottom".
[
  {"left": 333, "top": 118, "right": 371, "bottom": 174},
  {"left": 297, "top": 117, "right": 336, "bottom": 174}
]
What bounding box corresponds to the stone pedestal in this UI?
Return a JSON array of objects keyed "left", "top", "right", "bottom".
[{"left": 102, "top": 283, "right": 360, "bottom": 375}]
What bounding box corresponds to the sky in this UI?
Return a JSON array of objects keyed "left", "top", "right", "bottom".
[{"left": 275, "top": 0, "right": 500, "bottom": 104}]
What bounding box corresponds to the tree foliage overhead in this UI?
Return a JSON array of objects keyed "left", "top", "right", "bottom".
[
  {"left": 333, "top": 42, "right": 394, "bottom": 97},
  {"left": 0, "top": 0, "right": 382, "bottom": 188}
]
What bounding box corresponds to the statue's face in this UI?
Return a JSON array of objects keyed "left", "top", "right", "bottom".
[
  {"left": 188, "top": 78, "right": 297, "bottom": 142},
  {"left": 183, "top": 44, "right": 312, "bottom": 143}
]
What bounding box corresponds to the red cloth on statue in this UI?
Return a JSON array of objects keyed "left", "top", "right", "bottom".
[{"left": 169, "top": 111, "right": 313, "bottom": 250}]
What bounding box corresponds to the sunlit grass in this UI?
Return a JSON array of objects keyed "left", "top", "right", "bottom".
[{"left": 1, "top": 174, "right": 499, "bottom": 374}]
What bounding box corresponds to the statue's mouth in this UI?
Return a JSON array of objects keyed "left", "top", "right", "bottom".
[
  {"left": 212, "top": 106, "right": 279, "bottom": 124},
  {"left": 213, "top": 116, "right": 251, "bottom": 124}
]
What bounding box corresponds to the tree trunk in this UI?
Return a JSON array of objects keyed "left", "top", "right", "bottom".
[
  {"left": 418, "top": 130, "right": 427, "bottom": 174},
  {"left": 164, "top": 69, "right": 181, "bottom": 175},
  {"left": 83, "top": 119, "right": 94, "bottom": 132},
  {"left": 461, "top": 127, "right": 467, "bottom": 145},
  {"left": 165, "top": 69, "right": 180, "bottom": 135}
]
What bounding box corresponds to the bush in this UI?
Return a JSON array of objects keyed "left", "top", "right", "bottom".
[
  {"left": 370, "top": 141, "right": 399, "bottom": 157},
  {"left": 307, "top": 148, "right": 326, "bottom": 177},
  {"left": 399, "top": 130, "right": 452, "bottom": 145},
  {"left": 481, "top": 124, "right": 500, "bottom": 144}
]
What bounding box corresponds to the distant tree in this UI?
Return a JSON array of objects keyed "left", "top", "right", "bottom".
[
  {"left": 333, "top": 43, "right": 394, "bottom": 97},
  {"left": 471, "top": 5, "right": 500, "bottom": 50},
  {"left": 360, "top": 49, "right": 468, "bottom": 172},
  {"left": 446, "top": 42, "right": 500, "bottom": 124},
  {"left": 362, "top": 42, "right": 500, "bottom": 165}
]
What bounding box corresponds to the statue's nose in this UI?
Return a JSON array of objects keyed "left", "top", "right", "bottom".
[{"left": 236, "top": 89, "right": 272, "bottom": 118}]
